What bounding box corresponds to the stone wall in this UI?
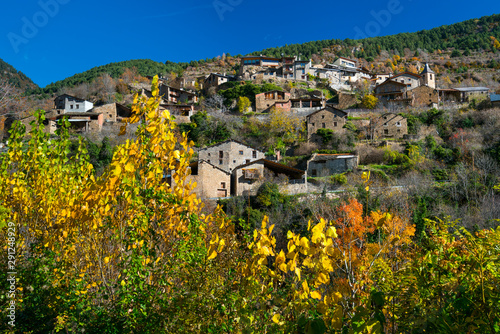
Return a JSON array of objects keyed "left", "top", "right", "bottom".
[
  {"left": 94, "top": 103, "right": 117, "bottom": 123},
  {"left": 411, "top": 85, "right": 439, "bottom": 107},
  {"left": 307, "top": 109, "right": 346, "bottom": 139},
  {"left": 373, "top": 114, "right": 408, "bottom": 139},
  {"left": 187, "top": 161, "right": 231, "bottom": 199},
  {"left": 198, "top": 141, "right": 265, "bottom": 173}
]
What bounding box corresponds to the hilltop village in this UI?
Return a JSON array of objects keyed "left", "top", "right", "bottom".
[{"left": 16, "top": 54, "right": 500, "bottom": 203}]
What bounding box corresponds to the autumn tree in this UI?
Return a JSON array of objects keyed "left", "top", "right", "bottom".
[
  {"left": 237, "top": 96, "right": 251, "bottom": 113},
  {"left": 95, "top": 73, "right": 116, "bottom": 103},
  {"left": 361, "top": 94, "right": 378, "bottom": 109},
  {"left": 266, "top": 106, "right": 304, "bottom": 153}
]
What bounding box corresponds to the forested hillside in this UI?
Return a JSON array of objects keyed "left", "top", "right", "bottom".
[
  {"left": 0, "top": 58, "right": 38, "bottom": 91},
  {"left": 252, "top": 14, "right": 500, "bottom": 59},
  {"left": 26, "top": 59, "right": 190, "bottom": 96}
]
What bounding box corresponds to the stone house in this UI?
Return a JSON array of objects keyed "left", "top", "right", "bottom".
[
  {"left": 93, "top": 103, "right": 132, "bottom": 123},
  {"left": 204, "top": 73, "right": 235, "bottom": 92},
  {"left": 198, "top": 140, "right": 265, "bottom": 173},
  {"left": 409, "top": 85, "right": 439, "bottom": 108},
  {"left": 54, "top": 94, "right": 93, "bottom": 113},
  {"left": 186, "top": 160, "right": 231, "bottom": 198},
  {"left": 307, "top": 153, "right": 359, "bottom": 177},
  {"left": 374, "top": 80, "right": 410, "bottom": 106},
  {"left": 159, "top": 84, "right": 198, "bottom": 104},
  {"left": 232, "top": 159, "right": 305, "bottom": 196},
  {"left": 453, "top": 87, "right": 490, "bottom": 102},
  {"left": 371, "top": 113, "right": 407, "bottom": 139},
  {"left": 255, "top": 90, "right": 291, "bottom": 112},
  {"left": 306, "top": 106, "right": 348, "bottom": 139},
  {"left": 294, "top": 59, "right": 313, "bottom": 81}
]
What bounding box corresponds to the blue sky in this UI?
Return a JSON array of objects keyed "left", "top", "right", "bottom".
[{"left": 0, "top": 0, "right": 498, "bottom": 87}]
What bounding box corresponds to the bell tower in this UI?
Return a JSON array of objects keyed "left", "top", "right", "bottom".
[{"left": 420, "top": 63, "right": 436, "bottom": 89}]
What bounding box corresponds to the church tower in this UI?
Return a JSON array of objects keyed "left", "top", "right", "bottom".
[{"left": 420, "top": 63, "right": 436, "bottom": 89}]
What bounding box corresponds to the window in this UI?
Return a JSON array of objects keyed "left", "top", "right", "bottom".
[
  {"left": 221, "top": 182, "right": 226, "bottom": 189},
  {"left": 76, "top": 105, "right": 79, "bottom": 109},
  {"left": 396, "top": 121, "right": 401, "bottom": 126},
  {"left": 311, "top": 123, "right": 315, "bottom": 127},
  {"left": 384, "top": 129, "right": 389, "bottom": 135},
  {"left": 239, "top": 150, "right": 243, "bottom": 155},
  {"left": 207, "top": 160, "right": 210, "bottom": 163},
  {"left": 219, "top": 159, "right": 223, "bottom": 165},
  {"left": 322, "top": 123, "right": 326, "bottom": 128},
  {"left": 233, "top": 160, "right": 236, "bottom": 163},
  {"left": 334, "top": 121, "right": 338, "bottom": 127},
  {"left": 246, "top": 159, "right": 250, "bottom": 164},
  {"left": 397, "top": 129, "right": 401, "bottom": 134},
  {"left": 219, "top": 151, "right": 223, "bottom": 159},
  {"left": 208, "top": 153, "right": 211, "bottom": 157},
  {"left": 70, "top": 105, "right": 74, "bottom": 109},
  {"left": 311, "top": 169, "right": 317, "bottom": 177},
  {"left": 322, "top": 115, "right": 325, "bottom": 119},
  {"left": 252, "top": 150, "right": 257, "bottom": 158}
]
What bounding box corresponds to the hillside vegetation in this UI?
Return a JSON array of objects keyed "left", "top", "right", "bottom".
[{"left": 0, "top": 58, "right": 38, "bottom": 91}]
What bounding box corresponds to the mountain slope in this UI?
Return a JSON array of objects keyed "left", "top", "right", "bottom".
[
  {"left": 0, "top": 58, "right": 38, "bottom": 91},
  {"left": 251, "top": 14, "right": 500, "bottom": 59},
  {"left": 29, "top": 59, "right": 189, "bottom": 96}
]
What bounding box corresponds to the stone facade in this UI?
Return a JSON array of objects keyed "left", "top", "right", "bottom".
[
  {"left": 159, "top": 84, "right": 198, "bottom": 104},
  {"left": 93, "top": 103, "right": 117, "bottom": 123},
  {"left": 307, "top": 154, "right": 358, "bottom": 177},
  {"left": 374, "top": 80, "right": 408, "bottom": 105},
  {"left": 372, "top": 113, "right": 408, "bottom": 139},
  {"left": 255, "top": 90, "right": 291, "bottom": 112},
  {"left": 186, "top": 161, "right": 231, "bottom": 198},
  {"left": 198, "top": 140, "right": 265, "bottom": 173},
  {"left": 204, "top": 73, "right": 235, "bottom": 92},
  {"left": 306, "top": 106, "right": 348, "bottom": 139},
  {"left": 410, "top": 85, "right": 439, "bottom": 107}
]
